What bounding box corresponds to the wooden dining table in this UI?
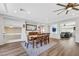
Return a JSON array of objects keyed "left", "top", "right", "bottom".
[{"left": 28, "top": 33, "right": 50, "bottom": 48}]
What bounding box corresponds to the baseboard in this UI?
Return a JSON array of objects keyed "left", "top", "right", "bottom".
[
  {"left": 50, "top": 37, "right": 60, "bottom": 40},
  {"left": 0, "top": 42, "right": 5, "bottom": 45}
]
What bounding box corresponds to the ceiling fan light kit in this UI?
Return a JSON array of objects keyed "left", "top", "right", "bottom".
[{"left": 67, "top": 7, "right": 72, "bottom": 10}]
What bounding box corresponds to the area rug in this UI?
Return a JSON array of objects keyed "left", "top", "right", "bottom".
[{"left": 24, "top": 43, "right": 54, "bottom": 56}]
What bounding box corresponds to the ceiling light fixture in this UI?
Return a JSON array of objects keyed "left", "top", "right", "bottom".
[
  {"left": 27, "top": 11, "right": 31, "bottom": 14},
  {"left": 13, "top": 8, "right": 31, "bottom": 15},
  {"left": 14, "top": 10, "right": 17, "bottom": 13},
  {"left": 67, "top": 7, "right": 72, "bottom": 10},
  {"left": 13, "top": 8, "right": 25, "bottom": 13},
  {"left": 19, "top": 8, "right": 25, "bottom": 11}
]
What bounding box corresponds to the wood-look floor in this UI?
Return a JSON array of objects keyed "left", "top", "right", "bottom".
[
  {"left": 0, "top": 37, "right": 79, "bottom": 56},
  {"left": 0, "top": 42, "right": 27, "bottom": 56},
  {"left": 40, "top": 37, "right": 79, "bottom": 56}
]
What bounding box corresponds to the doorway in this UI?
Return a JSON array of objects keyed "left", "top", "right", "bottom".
[{"left": 60, "top": 21, "right": 76, "bottom": 41}]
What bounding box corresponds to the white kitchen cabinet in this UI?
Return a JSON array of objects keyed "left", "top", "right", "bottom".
[
  {"left": 4, "top": 26, "right": 23, "bottom": 44},
  {"left": 0, "top": 15, "right": 26, "bottom": 45}
]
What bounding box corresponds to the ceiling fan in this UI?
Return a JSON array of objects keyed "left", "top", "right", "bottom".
[{"left": 54, "top": 3, "right": 79, "bottom": 15}]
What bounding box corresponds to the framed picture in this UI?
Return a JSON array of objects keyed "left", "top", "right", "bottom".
[
  {"left": 26, "top": 24, "right": 37, "bottom": 31},
  {"left": 52, "top": 27, "right": 56, "bottom": 32}
]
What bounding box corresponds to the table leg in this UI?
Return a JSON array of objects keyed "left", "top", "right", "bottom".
[
  {"left": 27, "top": 43, "right": 29, "bottom": 48},
  {"left": 48, "top": 38, "right": 49, "bottom": 43},
  {"left": 33, "top": 40, "right": 34, "bottom": 48},
  {"left": 40, "top": 40, "right": 42, "bottom": 46}
]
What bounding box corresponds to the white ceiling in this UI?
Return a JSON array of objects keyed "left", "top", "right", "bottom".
[{"left": 0, "top": 3, "right": 79, "bottom": 24}]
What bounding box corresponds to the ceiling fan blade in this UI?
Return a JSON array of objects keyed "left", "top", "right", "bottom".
[
  {"left": 74, "top": 3, "right": 79, "bottom": 6},
  {"left": 73, "top": 8, "right": 79, "bottom": 10},
  {"left": 57, "top": 9, "right": 65, "bottom": 15},
  {"left": 57, "top": 3, "right": 66, "bottom": 7},
  {"left": 53, "top": 8, "right": 65, "bottom": 12},
  {"left": 66, "top": 10, "right": 69, "bottom": 14}
]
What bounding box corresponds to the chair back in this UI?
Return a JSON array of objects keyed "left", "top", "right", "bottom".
[{"left": 28, "top": 32, "right": 38, "bottom": 41}]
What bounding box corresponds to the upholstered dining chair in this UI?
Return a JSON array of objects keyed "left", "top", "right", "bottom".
[
  {"left": 26, "top": 32, "right": 42, "bottom": 48},
  {"left": 42, "top": 33, "right": 50, "bottom": 44}
]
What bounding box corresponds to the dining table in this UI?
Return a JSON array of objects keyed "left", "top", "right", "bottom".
[{"left": 27, "top": 33, "right": 50, "bottom": 48}]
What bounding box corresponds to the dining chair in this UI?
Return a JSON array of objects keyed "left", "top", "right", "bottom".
[
  {"left": 26, "top": 32, "right": 42, "bottom": 48},
  {"left": 42, "top": 33, "right": 50, "bottom": 44}
]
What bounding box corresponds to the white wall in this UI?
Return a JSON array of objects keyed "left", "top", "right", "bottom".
[
  {"left": 42, "top": 25, "right": 50, "bottom": 33},
  {"left": 60, "top": 28, "right": 74, "bottom": 33},
  {"left": 75, "top": 18, "right": 79, "bottom": 43},
  {"left": 37, "top": 24, "right": 50, "bottom": 33},
  {"left": 60, "top": 22, "right": 75, "bottom": 33}
]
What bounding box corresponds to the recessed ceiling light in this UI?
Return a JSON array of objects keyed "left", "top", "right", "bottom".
[
  {"left": 14, "top": 8, "right": 25, "bottom": 13},
  {"left": 72, "top": 14, "right": 75, "bottom": 16},
  {"left": 14, "top": 8, "right": 31, "bottom": 15},
  {"left": 19, "top": 8, "right": 25, "bottom": 11},
  {"left": 14, "top": 10, "right": 17, "bottom": 13},
  {"left": 27, "top": 11, "right": 31, "bottom": 14}
]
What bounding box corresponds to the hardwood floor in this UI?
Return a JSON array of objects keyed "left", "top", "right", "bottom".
[
  {"left": 40, "top": 37, "right": 79, "bottom": 56},
  {"left": 0, "top": 37, "right": 79, "bottom": 56},
  {"left": 0, "top": 42, "right": 27, "bottom": 56}
]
